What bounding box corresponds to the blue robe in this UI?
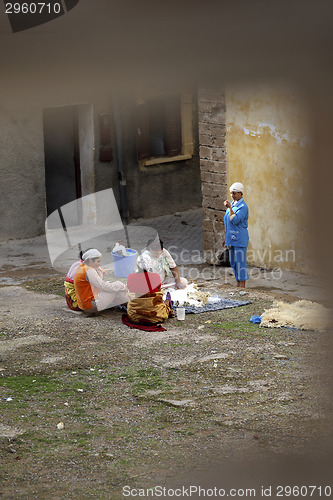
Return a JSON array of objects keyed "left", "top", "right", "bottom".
[
  {"left": 224, "top": 198, "right": 249, "bottom": 248},
  {"left": 224, "top": 198, "right": 249, "bottom": 282}
]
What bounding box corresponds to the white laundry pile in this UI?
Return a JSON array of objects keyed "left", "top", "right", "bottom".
[{"left": 163, "top": 283, "right": 220, "bottom": 308}]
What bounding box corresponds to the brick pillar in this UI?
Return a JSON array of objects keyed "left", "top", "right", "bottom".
[{"left": 198, "top": 88, "right": 227, "bottom": 263}]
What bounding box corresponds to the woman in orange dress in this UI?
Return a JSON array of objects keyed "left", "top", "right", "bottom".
[{"left": 74, "top": 249, "right": 129, "bottom": 315}]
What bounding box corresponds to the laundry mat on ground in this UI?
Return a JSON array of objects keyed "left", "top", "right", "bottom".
[
  {"left": 260, "top": 299, "right": 332, "bottom": 331},
  {"left": 163, "top": 284, "right": 251, "bottom": 314}
]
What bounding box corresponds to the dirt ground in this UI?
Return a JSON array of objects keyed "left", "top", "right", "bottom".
[{"left": 0, "top": 272, "right": 333, "bottom": 499}]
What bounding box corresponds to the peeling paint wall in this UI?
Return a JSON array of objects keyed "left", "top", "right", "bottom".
[{"left": 225, "top": 83, "right": 314, "bottom": 273}]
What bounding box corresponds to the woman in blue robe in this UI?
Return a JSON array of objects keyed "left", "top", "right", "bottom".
[{"left": 223, "top": 182, "right": 249, "bottom": 288}]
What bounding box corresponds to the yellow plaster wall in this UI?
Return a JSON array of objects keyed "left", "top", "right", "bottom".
[{"left": 225, "top": 83, "right": 314, "bottom": 273}]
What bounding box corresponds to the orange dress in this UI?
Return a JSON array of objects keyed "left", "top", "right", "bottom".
[{"left": 74, "top": 263, "right": 99, "bottom": 310}]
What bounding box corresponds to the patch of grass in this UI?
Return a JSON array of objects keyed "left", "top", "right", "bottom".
[
  {"left": 175, "top": 429, "right": 195, "bottom": 437},
  {"left": 0, "top": 372, "right": 96, "bottom": 408},
  {"left": 131, "top": 368, "right": 165, "bottom": 394},
  {"left": 0, "top": 374, "right": 61, "bottom": 395},
  {"left": 207, "top": 317, "right": 274, "bottom": 339},
  {"left": 171, "top": 342, "right": 192, "bottom": 347},
  {"left": 211, "top": 321, "right": 239, "bottom": 329},
  {"left": 72, "top": 407, "right": 88, "bottom": 418},
  {"left": 112, "top": 366, "right": 176, "bottom": 396}
]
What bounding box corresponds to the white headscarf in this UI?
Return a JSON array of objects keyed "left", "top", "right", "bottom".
[
  {"left": 82, "top": 249, "right": 102, "bottom": 262},
  {"left": 137, "top": 253, "right": 152, "bottom": 271},
  {"left": 230, "top": 182, "right": 244, "bottom": 193}
]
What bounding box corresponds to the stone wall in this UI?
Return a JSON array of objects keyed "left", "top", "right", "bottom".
[{"left": 198, "top": 88, "right": 227, "bottom": 263}]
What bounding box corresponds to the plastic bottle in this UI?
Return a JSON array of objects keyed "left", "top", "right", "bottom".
[{"left": 112, "top": 241, "right": 127, "bottom": 256}]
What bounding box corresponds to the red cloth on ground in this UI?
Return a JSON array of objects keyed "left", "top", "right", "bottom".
[
  {"left": 127, "top": 272, "right": 161, "bottom": 295},
  {"left": 121, "top": 313, "right": 166, "bottom": 332}
]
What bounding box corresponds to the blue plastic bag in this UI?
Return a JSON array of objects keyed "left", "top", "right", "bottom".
[{"left": 250, "top": 315, "right": 262, "bottom": 324}]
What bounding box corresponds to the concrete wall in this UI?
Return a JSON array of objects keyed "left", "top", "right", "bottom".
[
  {"left": 92, "top": 93, "right": 203, "bottom": 221},
  {"left": 92, "top": 99, "right": 121, "bottom": 207},
  {"left": 0, "top": 98, "right": 125, "bottom": 242},
  {"left": 0, "top": 92, "right": 202, "bottom": 241},
  {"left": 78, "top": 104, "right": 95, "bottom": 199},
  {"left": 116, "top": 94, "right": 202, "bottom": 220},
  {"left": 0, "top": 107, "right": 46, "bottom": 240},
  {"left": 225, "top": 82, "right": 314, "bottom": 272}
]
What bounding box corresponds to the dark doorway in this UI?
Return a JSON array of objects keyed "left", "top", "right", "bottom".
[{"left": 43, "top": 105, "right": 82, "bottom": 222}]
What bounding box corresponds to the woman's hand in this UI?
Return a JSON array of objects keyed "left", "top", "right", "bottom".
[
  {"left": 175, "top": 280, "right": 186, "bottom": 289},
  {"left": 224, "top": 200, "right": 231, "bottom": 209},
  {"left": 171, "top": 266, "right": 185, "bottom": 289}
]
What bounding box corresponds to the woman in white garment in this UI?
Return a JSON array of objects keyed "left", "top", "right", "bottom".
[
  {"left": 141, "top": 238, "right": 187, "bottom": 289},
  {"left": 74, "top": 249, "right": 129, "bottom": 315}
]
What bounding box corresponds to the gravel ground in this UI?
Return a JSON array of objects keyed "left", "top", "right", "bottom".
[{"left": 0, "top": 276, "right": 332, "bottom": 499}]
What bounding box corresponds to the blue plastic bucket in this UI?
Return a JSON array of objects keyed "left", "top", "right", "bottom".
[{"left": 111, "top": 248, "right": 137, "bottom": 278}]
